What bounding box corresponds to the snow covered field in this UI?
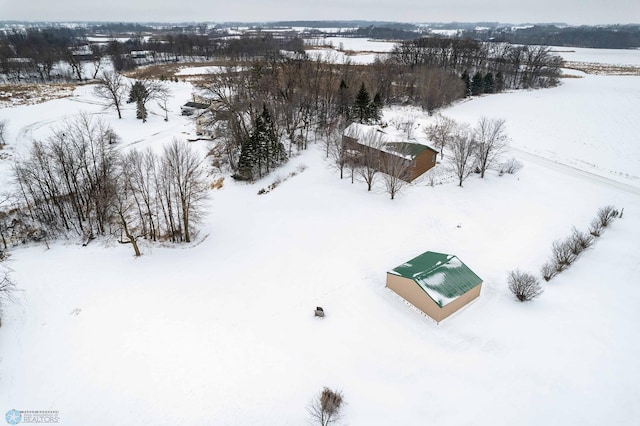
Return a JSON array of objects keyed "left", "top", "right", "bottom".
[
  {"left": 1, "top": 49, "right": 640, "bottom": 426},
  {"left": 552, "top": 46, "right": 640, "bottom": 66}
]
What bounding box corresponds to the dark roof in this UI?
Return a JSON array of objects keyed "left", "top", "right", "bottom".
[
  {"left": 384, "top": 142, "right": 438, "bottom": 157},
  {"left": 182, "top": 102, "right": 210, "bottom": 109},
  {"left": 389, "top": 251, "right": 482, "bottom": 307}
]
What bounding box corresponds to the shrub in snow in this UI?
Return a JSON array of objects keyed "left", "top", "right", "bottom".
[
  {"left": 589, "top": 219, "right": 603, "bottom": 237},
  {"left": 540, "top": 262, "right": 558, "bottom": 282},
  {"left": 552, "top": 239, "right": 577, "bottom": 268},
  {"left": 508, "top": 270, "right": 543, "bottom": 302},
  {"left": 568, "top": 227, "right": 593, "bottom": 256},
  {"left": 499, "top": 157, "right": 523, "bottom": 175},
  {"left": 595, "top": 205, "right": 618, "bottom": 228},
  {"left": 308, "top": 387, "right": 344, "bottom": 426}
]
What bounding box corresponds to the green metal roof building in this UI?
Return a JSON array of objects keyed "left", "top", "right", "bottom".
[{"left": 386, "top": 251, "right": 483, "bottom": 323}]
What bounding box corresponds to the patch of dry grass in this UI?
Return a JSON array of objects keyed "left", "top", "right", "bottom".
[
  {"left": 563, "top": 61, "right": 640, "bottom": 76},
  {"left": 0, "top": 83, "right": 76, "bottom": 108}
]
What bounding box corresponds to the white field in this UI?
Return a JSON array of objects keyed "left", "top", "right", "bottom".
[
  {"left": 1, "top": 47, "right": 640, "bottom": 426},
  {"left": 551, "top": 46, "right": 640, "bottom": 66}
]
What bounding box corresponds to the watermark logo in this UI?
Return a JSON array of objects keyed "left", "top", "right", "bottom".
[
  {"left": 5, "top": 410, "right": 21, "bottom": 425},
  {"left": 5, "top": 410, "right": 59, "bottom": 424}
]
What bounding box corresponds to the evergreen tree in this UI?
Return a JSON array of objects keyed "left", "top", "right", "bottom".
[
  {"left": 236, "top": 136, "right": 257, "bottom": 180},
  {"left": 252, "top": 113, "right": 267, "bottom": 176},
  {"left": 353, "top": 82, "right": 371, "bottom": 124},
  {"left": 461, "top": 70, "right": 471, "bottom": 97},
  {"left": 136, "top": 98, "right": 147, "bottom": 122},
  {"left": 371, "top": 92, "right": 383, "bottom": 123},
  {"left": 471, "top": 71, "right": 484, "bottom": 96},
  {"left": 483, "top": 72, "right": 495, "bottom": 94},
  {"left": 128, "top": 81, "right": 149, "bottom": 104},
  {"left": 261, "top": 104, "right": 284, "bottom": 166},
  {"left": 496, "top": 72, "right": 505, "bottom": 92}
]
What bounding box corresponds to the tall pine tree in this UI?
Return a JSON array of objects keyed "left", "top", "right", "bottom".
[
  {"left": 471, "top": 71, "right": 484, "bottom": 96},
  {"left": 370, "top": 92, "right": 383, "bottom": 123},
  {"left": 483, "top": 72, "right": 495, "bottom": 94},
  {"left": 136, "top": 98, "right": 147, "bottom": 122},
  {"left": 461, "top": 70, "right": 471, "bottom": 97},
  {"left": 353, "top": 82, "right": 372, "bottom": 124}
]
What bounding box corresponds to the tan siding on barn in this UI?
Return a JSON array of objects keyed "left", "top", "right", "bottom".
[
  {"left": 409, "top": 148, "right": 437, "bottom": 182},
  {"left": 342, "top": 135, "right": 437, "bottom": 182},
  {"left": 386, "top": 273, "right": 482, "bottom": 323}
]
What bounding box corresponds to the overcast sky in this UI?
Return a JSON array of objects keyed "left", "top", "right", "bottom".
[{"left": 1, "top": 0, "right": 638, "bottom": 25}]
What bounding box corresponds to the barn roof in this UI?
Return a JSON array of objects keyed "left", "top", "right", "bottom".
[
  {"left": 388, "top": 251, "right": 482, "bottom": 308},
  {"left": 182, "top": 102, "right": 210, "bottom": 109},
  {"left": 344, "top": 123, "right": 438, "bottom": 158}
]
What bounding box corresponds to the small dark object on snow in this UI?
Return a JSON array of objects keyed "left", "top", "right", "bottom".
[{"left": 314, "top": 306, "right": 325, "bottom": 317}]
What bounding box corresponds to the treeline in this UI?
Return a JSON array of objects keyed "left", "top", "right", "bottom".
[
  {"left": 0, "top": 26, "right": 307, "bottom": 79},
  {"left": 390, "top": 37, "right": 563, "bottom": 89},
  {"left": 466, "top": 25, "right": 640, "bottom": 49},
  {"left": 2, "top": 115, "right": 208, "bottom": 253},
  {"left": 201, "top": 53, "right": 464, "bottom": 179},
  {"left": 0, "top": 27, "right": 94, "bottom": 82},
  {"left": 345, "top": 26, "right": 421, "bottom": 40}
]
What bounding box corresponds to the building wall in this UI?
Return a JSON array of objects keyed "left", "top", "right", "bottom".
[
  {"left": 386, "top": 274, "right": 445, "bottom": 322},
  {"left": 342, "top": 135, "right": 437, "bottom": 183},
  {"left": 438, "top": 283, "right": 482, "bottom": 322},
  {"left": 386, "top": 273, "right": 482, "bottom": 323},
  {"left": 409, "top": 148, "right": 438, "bottom": 182}
]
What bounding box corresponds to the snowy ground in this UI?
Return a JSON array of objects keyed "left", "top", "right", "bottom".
[
  {"left": 551, "top": 46, "right": 640, "bottom": 67},
  {"left": 1, "top": 47, "right": 640, "bottom": 426}
]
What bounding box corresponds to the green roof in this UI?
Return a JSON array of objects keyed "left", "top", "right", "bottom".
[
  {"left": 384, "top": 142, "right": 436, "bottom": 157},
  {"left": 389, "top": 251, "right": 482, "bottom": 308}
]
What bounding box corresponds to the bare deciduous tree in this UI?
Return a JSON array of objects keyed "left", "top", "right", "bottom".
[
  {"left": 474, "top": 117, "right": 509, "bottom": 178},
  {"left": 162, "top": 139, "right": 209, "bottom": 243},
  {"left": 380, "top": 151, "right": 411, "bottom": 200},
  {"left": 0, "top": 262, "right": 16, "bottom": 324},
  {"left": 448, "top": 126, "right": 476, "bottom": 187},
  {"left": 0, "top": 119, "right": 7, "bottom": 147},
  {"left": 329, "top": 129, "right": 347, "bottom": 180},
  {"left": 95, "top": 71, "right": 126, "bottom": 119},
  {"left": 508, "top": 270, "right": 543, "bottom": 302},
  {"left": 308, "top": 387, "right": 344, "bottom": 426},
  {"left": 355, "top": 130, "right": 384, "bottom": 192},
  {"left": 425, "top": 114, "right": 456, "bottom": 159}
]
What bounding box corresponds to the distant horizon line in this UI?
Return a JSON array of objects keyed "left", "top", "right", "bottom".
[{"left": 2, "top": 19, "right": 638, "bottom": 27}]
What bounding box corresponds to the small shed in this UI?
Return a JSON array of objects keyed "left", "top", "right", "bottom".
[
  {"left": 386, "top": 251, "right": 482, "bottom": 323},
  {"left": 181, "top": 101, "right": 211, "bottom": 116}
]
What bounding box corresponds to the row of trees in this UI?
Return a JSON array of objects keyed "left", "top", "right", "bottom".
[
  {"left": 390, "top": 37, "right": 563, "bottom": 89},
  {"left": 328, "top": 115, "right": 513, "bottom": 200},
  {"left": 0, "top": 27, "right": 106, "bottom": 82},
  {"left": 427, "top": 115, "right": 511, "bottom": 185},
  {"left": 7, "top": 115, "right": 207, "bottom": 254},
  {"left": 466, "top": 24, "right": 640, "bottom": 49},
  {"left": 509, "top": 205, "right": 621, "bottom": 303}
]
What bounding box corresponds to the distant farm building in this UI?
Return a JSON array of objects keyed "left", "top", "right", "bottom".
[
  {"left": 181, "top": 96, "right": 215, "bottom": 137},
  {"left": 343, "top": 122, "right": 438, "bottom": 182},
  {"left": 386, "top": 251, "right": 482, "bottom": 323}
]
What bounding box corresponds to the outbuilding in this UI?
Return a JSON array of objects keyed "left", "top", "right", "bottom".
[
  {"left": 342, "top": 122, "right": 438, "bottom": 182},
  {"left": 386, "top": 251, "right": 482, "bottom": 323}
]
